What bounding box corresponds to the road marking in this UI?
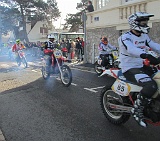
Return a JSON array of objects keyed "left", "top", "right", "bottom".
[
  {"left": 84, "top": 88, "right": 98, "bottom": 93},
  {"left": 71, "top": 83, "right": 77, "bottom": 86},
  {"left": 71, "top": 67, "right": 95, "bottom": 73},
  {"left": 0, "top": 129, "right": 6, "bottom": 141},
  {"left": 84, "top": 86, "right": 105, "bottom": 93},
  {"left": 91, "top": 86, "right": 105, "bottom": 90}
]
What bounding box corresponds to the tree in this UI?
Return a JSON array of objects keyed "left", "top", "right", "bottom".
[
  {"left": 63, "top": 13, "right": 82, "bottom": 32},
  {"left": 63, "top": 0, "right": 88, "bottom": 32},
  {"left": 0, "top": 1, "right": 20, "bottom": 42},
  {"left": 6, "top": 0, "right": 60, "bottom": 42}
]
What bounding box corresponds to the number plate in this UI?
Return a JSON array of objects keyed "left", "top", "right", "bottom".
[
  {"left": 111, "top": 79, "right": 131, "bottom": 96},
  {"left": 112, "top": 51, "right": 118, "bottom": 59},
  {"left": 54, "top": 50, "right": 62, "bottom": 58}
]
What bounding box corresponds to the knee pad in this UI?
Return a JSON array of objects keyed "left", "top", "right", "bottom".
[{"left": 141, "top": 80, "right": 158, "bottom": 98}]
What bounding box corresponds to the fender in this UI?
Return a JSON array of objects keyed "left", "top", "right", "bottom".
[{"left": 100, "top": 68, "right": 142, "bottom": 92}]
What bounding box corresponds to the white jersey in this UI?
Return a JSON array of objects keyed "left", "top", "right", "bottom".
[
  {"left": 118, "top": 31, "right": 160, "bottom": 73},
  {"left": 98, "top": 42, "right": 116, "bottom": 55}
]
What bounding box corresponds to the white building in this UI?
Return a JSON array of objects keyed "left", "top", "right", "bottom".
[{"left": 86, "top": 0, "right": 160, "bottom": 63}]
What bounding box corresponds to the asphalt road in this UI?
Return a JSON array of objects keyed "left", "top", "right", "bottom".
[{"left": 0, "top": 55, "right": 160, "bottom": 141}]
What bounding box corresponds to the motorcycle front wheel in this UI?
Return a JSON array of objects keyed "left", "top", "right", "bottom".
[
  {"left": 60, "top": 65, "right": 72, "bottom": 87},
  {"left": 100, "top": 85, "right": 130, "bottom": 125},
  {"left": 94, "top": 61, "right": 103, "bottom": 75},
  {"left": 41, "top": 66, "right": 50, "bottom": 80},
  {"left": 21, "top": 57, "right": 28, "bottom": 68}
]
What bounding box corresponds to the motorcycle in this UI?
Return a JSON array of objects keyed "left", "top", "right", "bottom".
[
  {"left": 99, "top": 63, "right": 160, "bottom": 126},
  {"left": 15, "top": 49, "right": 28, "bottom": 68},
  {"left": 41, "top": 48, "right": 72, "bottom": 87},
  {"left": 94, "top": 49, "right": 120, "bottom": 75}
]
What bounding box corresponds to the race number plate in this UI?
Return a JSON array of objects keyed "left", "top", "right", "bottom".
[
  {"left": 54, "top": 50, "right": 62, "bottom": 58},
  {"left": 112, "top": 51, "right": 118, "bottom": 59},
  {"left": 111, "top": 79, "right": 131, "bottom": 96}
]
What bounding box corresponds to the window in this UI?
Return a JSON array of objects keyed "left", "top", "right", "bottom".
[
  {"left": 97, "top": 0, "right": 110, "bottom": 9},
  {"left": 40, "top": 27, "right": 48, "bottom": 34},
  {"left": 94, "top": 17, "right": 99, "bottom": 21}
]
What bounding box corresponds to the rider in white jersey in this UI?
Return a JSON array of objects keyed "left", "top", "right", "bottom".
[
  {"left": 118, "top": 12, "right": 160, "bottom": 127},
  {"left": 98, "top": 36, "right": 116, "bottom": 69}
]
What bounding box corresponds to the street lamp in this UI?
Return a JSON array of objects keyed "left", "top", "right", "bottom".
[{"left": 82, "top": 11, "right": 87, "bottom": 63}]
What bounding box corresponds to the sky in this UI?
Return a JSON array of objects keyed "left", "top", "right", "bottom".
[{"left": 46, "top": 0, "right": 81, "bottom": 29}]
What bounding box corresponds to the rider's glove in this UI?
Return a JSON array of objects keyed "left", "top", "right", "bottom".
[{"left": 140, "top": 53, "right": 160, "bottom": 65}]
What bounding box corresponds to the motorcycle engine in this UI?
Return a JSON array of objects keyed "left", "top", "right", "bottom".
[{"left": 144, "top": 97, "right": 160, "bottom": 122}]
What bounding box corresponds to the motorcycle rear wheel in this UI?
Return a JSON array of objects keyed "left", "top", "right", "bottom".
[
  {"left": 42, "top": 66, "right": 50, "bottom": 80},
  {"left": 100, "top": 85, "right": 130, "bottom": 125},
  {"left": 60, "top": 65, "right": 72, "bottom": 87},
  {"left": 94, "top": 61, "right": 103, "bottom": 75}
]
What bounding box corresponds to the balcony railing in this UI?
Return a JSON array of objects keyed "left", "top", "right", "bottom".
[{"left": 119, "top": 2, "right": 147, "bottom": 19}]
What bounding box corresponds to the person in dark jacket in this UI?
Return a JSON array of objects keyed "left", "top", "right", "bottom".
[{"left": 86, "top": 1, "right": 94, "bottom": 12}]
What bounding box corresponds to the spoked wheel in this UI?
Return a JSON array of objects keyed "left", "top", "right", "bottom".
[
  {"left": 21, "top": 57, "right": 28, "bottom": 68},
  {"left": 94, "top": 61, "right": 103, "bottom": 75},
  {"left": 42, "top": 66, "right": 50, "bottom": 80},
  {"left": 17, "top": 60, "right": 21, "bottom": 66},
  {"left": 60, "top": 65, "right": 72, "bottom": 87},
  {"left": 113, "top": 59, "right": 120, "bottom": 69},
  {"left": 100, "top": 85, "right": 130, "bottom": 125}
]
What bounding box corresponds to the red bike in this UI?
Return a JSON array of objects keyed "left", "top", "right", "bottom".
[
  {"left": 15, "top": 48, "right": 28, "bottom": 68},
  {"left": 41, "top": 48, "right": 72, "bottom": 87}
]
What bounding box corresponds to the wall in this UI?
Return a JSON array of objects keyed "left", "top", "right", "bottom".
[{"left": 27, "top": 21, "right": 48, "bottom": 42}]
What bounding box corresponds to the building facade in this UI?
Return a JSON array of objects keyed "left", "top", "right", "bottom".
[{"left": 86, "top": 0, "right": 160, "bottom": 63}]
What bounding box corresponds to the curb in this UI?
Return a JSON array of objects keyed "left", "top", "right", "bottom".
[
  {"left": 64, "top": 61, "right": 95, "bottom": 72},
  {"left": 71, "top": 65, "right": 95, "bottom": 72}
]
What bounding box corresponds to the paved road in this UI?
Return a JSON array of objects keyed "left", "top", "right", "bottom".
[{"left": 0, "top": 55, "right": 160, "bottom": 141}]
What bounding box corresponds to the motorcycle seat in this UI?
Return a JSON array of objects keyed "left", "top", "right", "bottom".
[{"left": 117, "top": 70, "right": 139, "bottom": 85}]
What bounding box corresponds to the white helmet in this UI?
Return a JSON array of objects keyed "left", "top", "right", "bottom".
[
  {"left": 48, "top": 34, "right": 55, "bottom": 39},
  {"left": 128, "top": 12, "right": 154, "bottom": 34}
]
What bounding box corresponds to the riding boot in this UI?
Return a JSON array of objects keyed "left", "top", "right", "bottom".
[{"left": 131, "top": 94, "right": 150, "bottom": 127}]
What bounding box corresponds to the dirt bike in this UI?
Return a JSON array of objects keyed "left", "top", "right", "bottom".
[
  {"left": 94, "top": 49, "right": 120, "bottom": 75},
  {"left": 41, "top": 48, "right": 72, "bottom": 87},
  {"left": 99, "top": 61, "right": 160, "bottom": 126},
  {"left": 15, "top": 49, "right": 28, "bottom": 68}
]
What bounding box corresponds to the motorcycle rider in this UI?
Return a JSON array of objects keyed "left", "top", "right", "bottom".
[
  {"left": 43, "top": 34, "right": 58, "bottom": 73},
  {"left": 118, "top": 12, "right": 160, "bottom": 127},
  {"left": 98, "top": 36, "right": 117, "bottom": 70},
  {"left": 12, "top": 39, "right": 25, "bottom": 62}
]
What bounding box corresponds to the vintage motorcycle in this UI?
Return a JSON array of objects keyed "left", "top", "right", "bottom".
[
  {"left": 15, "top": 49, "right": 28, "bottom": 68},
  {"left": 41, "top": 48, "right": 72, "bottom": 87},
  {"left": 94, "top": 49, "right": 120, "bottom": 75},
  {"left": 100, "top": 62, "right": 160, "bottom": 126}
]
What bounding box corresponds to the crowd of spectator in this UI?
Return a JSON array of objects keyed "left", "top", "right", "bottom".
[
  {"left": 59, "top": 37, "right": 84, "bottom": 61},
  {"left": 0, "top": 37, "right": 85, "bottom": 62}
]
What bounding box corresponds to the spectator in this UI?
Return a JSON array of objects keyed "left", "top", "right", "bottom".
[
  {"left": 80, "top": 38, "right": 84, "bottom": 60},
  {"left": 70, "top": 40, "right": 76, "bottom": 60},
  {"left": 75, "top": 37, "right": 82, "bottom": 61},
  {"left": 86, "top": 1, "right": 94, "bottom": 12},
  {"left": 66, "top": 39, "right": 72, "bottom": 60}
]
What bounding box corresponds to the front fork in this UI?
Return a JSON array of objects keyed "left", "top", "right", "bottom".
[{"left": 55, "top": 58, "right": 63, "bottom": 78}]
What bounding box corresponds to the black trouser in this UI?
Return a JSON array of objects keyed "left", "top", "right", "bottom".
[
  {"left": 123, "top": 66, "right": 158, "bottom": 98},
  {"left": 44, "top": 54, "right": 56, "bottom": 71},
  {"left": 100, "top": 54, "right": 114, "bottom": 67}
]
